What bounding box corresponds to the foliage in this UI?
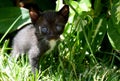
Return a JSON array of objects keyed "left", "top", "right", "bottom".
[
  {"left": 0, "top": 0, "right": 120, "bottom": 81},
  {"left": 0, "top": 7, "right": 31, "bottom": 34}
]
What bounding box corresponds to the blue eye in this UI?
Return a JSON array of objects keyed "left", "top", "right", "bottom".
[
  {"left": 56, "top": 25, "right": 62, "bottom": 32},
  {"left": 56, "top": 25, "right": 64, "bottom": 34},
  {"left": 41, "top": 27, "right": 48, "bottom": 34}
]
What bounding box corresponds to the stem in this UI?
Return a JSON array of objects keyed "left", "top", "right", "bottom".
[{"left": 79, "top": 18, "right": 97, "bottom": 64}]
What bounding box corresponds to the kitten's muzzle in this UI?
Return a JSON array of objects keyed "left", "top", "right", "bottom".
[{"left": 47, "top": 35, "right": 60, "bottom": 40}]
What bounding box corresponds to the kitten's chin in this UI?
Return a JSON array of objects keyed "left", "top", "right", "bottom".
[{"left": 46, "top": 39, "right": 57, "bottom": 54}]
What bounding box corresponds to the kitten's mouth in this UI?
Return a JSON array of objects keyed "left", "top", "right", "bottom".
[{"left": 47, "top": 35, "right": 60, "bottom": 40}]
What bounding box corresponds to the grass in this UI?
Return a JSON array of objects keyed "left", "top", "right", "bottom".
[{"left": 0, "top": 39, "right": 120, "bottom": 81}]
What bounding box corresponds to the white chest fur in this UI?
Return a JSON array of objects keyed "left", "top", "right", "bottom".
[{"left": 46, "top": 39, "right": 57, "bottom": 54}]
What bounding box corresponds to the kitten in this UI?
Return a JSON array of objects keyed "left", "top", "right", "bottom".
[{"left": 11, "top": 5, "right": 69, "bottom": 74}]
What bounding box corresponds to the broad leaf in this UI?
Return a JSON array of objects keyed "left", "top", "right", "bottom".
[
  {"left": 0, "top": 7, "right": 31, "bottom": 34},
  {"left": 108, "top": 2, "right": 120, "bottom": 50},
  {"left": 0, "top": 0, "right": 14, "bottom": 7}
]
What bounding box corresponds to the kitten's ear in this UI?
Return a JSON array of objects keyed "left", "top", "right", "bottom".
[
  {"left": 58, "top": 5, "right": 69, "bottom": 21},
  {"left": 29, "top": 9, "right": 40, "bottom": 23},
  {"left": 18, "top": 1, "right": 40, "bottom": 23}
]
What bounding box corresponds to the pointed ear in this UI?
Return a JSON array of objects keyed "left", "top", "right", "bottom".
[
  {"left": 18, "top": 1, "right": 40, "bottom": 23},
  {"left": 58, "top": 5, "right": 69, "bottom": 21},
  {"left": 29, "top": 9, "right": 40, "bottom": 23}
]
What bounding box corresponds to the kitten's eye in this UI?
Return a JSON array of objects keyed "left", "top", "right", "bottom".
[
  {"left": 56, "top": 25, "right": 63, "bottom": 32},
  {"left": 41, "top": 27, "right": 48, "bottom": 34}
]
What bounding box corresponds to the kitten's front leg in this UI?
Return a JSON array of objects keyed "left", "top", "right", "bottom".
[{"left": 28, "top": 46, "right": 40, "bottom": 74}]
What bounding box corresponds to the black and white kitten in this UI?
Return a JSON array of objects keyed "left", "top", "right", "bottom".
[{"left": 11, "top": 5, "right": 69, "bottom": 73}]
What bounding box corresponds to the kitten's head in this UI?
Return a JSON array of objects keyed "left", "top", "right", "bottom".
[{"left": 30, "top": 5, "right": 69, "bottom": 40}]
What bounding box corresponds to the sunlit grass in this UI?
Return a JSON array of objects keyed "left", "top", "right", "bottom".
[{"left": 0, "top": 38, "right": 120, "bottom": 81}]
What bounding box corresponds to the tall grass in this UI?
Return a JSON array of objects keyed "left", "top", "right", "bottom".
[
  {"left": 0, "top": 40, "right": 120, "bottom": 81},
  {"left": 0, "top": 0, "right": 120, "bottom": 81}
]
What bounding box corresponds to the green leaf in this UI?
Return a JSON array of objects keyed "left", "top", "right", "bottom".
[
  {"left": 78, "top": 0, "right": 91, "bottom": 12},
  {"left": 0, "top": 0, "right": 14, "bottom": 7},
  {"left": 69, "top": 0, "right": 91, "bottom": 15},
  {"left": 108, "top": 1, "right": 120, "bottom": 50},
  {"left": 91, "top": 18, "right": 107, "bottom": 52},
  {"left": 0, "top": 7, "right": 31, "bottom": 34}
]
